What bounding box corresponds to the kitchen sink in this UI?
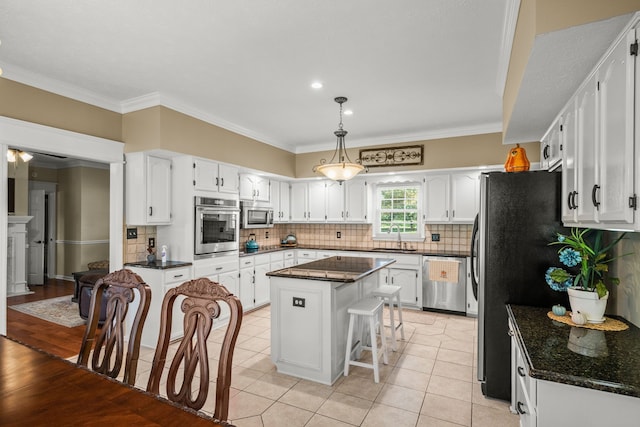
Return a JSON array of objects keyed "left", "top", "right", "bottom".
[{"left": 371, "top": 247, "right": 417, "bottom": 252}]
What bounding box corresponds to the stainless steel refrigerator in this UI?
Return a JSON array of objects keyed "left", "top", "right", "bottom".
[{"left": 471, "top": 170, "right": 569, "bottom": 401}]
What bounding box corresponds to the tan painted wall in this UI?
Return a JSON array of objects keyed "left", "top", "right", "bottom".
[
  {"left": 295, "top": 133, "right": 539, "bottom": 178},
  {"left": 55, "top": 166, "right": 109, "bottom": 274},
  {"left": 123, "top": 106, "right": 296, "bottom": 177},
  {"left": 28, "top": 166, "right": 58, "bottom": 183},
  {"left": 0, "top": 78, "right": 122, "bottom": 141},
  {"left": 503, "top": 0, "right": 640, "bottom": 137}
]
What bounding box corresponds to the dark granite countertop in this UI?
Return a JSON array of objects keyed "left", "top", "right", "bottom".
[
  {"left": 266, "top": 256, "right": 395, "bottom": 282},
  {"left": 124, "top": 260, "right": 192, "bottom": 270},
  {"left": 507, "top": 304, "right": 640, "bottom": 398},
  {"left": 240, "top": 245, "right": 470, "bottom": 258}
]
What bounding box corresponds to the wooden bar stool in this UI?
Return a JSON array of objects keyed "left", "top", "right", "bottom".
[
  {"left": 372, "top": 285, "right": 405, "bottom": 351},
  {"left": 343, "top": 297, "right": 389, "bottom": 383}
]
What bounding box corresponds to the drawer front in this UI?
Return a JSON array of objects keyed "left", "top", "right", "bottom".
[
  {"left": 239, "top": 257, "right": 255, "bottom": 269},
  {"left": 270, "top": 252, "right": 284, "bottom": 263},
  {"left": 163, "top": 267, "right": 191, "bottom": 284},
  {"left": 283, "top": 251, "right": 295, "bottom": 260},
  {"left": 194, "top": 258, "right": 238, "bottom": 277},
  {"left": 254, "top": 253, "right": 270, "bottom": 265}
]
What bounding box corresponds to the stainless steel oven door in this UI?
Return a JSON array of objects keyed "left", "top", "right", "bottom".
[{"left": 194, "top": 206, "right": 239, "bottom": 257}]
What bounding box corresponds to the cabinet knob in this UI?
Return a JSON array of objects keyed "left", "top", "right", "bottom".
[{"left": 517, "top": 366, "right": 526, "bottom": 377}]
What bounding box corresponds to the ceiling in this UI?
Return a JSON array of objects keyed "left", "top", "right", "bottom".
[
  {"left": 0, "top": 0, "right": 512, "bottom": 154},
  {"left": 0, "top": 1, "right": 631, "bottom": 155}
]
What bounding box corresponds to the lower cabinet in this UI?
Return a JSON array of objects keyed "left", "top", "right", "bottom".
[
  {"left": 239, "top": 254, "right": 271, "bottom": 311},
  {"left": 510, "top": 319, "right": 640, "bottom": 426},
  {"left": 193, "top": 256, "right": 240, "bottom": 322},
  {"left": 378, "top": 254, "right": 421, "bottom": 308},
  {"left": 127, "top": 266, "right": 192, "bottom": 349}
]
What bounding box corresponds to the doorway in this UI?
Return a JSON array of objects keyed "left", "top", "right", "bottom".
[{"left": 28, "top": 181, "right": 57, "bottom": 285}]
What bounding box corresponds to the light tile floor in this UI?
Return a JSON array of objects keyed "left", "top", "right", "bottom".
[{"left": 127, "top": 306, "right": 519, "bottom": 427}]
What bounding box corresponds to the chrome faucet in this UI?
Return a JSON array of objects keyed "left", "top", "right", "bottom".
[{"left": 389, "top": 223, "right": 402, "bottom": 248}]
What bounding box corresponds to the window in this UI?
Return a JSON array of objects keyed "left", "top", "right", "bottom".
[{"left": 374, "top": 182, "right": 423, "bottom": 240}]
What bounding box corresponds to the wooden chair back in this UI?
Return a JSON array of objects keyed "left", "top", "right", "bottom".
[
  {"left": 146, "top": 277, "right": 243, "bottom": 423},
  {"left": 77, "top": 268, "right": 151, "bottom": 386}
]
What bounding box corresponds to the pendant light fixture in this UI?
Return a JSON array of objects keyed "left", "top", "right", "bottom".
[{"left": 313, "top": 96, "right": 364, "bottom": 183}]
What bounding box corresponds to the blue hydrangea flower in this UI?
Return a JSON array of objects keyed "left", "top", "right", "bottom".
[
  {"left": 545, "top": 267, "right": 573, "bottom": 291},
  {"left": 559, "top": 248, "right": 581, "bottom": 267}
]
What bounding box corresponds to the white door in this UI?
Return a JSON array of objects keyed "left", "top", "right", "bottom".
[{"left": 27, "top": 189, "right": 45, "bottom": 285}]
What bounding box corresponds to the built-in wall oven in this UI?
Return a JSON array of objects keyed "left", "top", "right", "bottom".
[{"left": 194, "top": 196, "right": 239, "bottom": 258}]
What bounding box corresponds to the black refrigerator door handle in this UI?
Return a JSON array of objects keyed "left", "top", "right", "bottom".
[{"left": 470, "top": 214, "right": 479, "bottom": 300}]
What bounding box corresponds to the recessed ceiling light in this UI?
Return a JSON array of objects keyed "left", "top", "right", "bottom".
[
  {"left": 311, "top": 81, "right": 323, "bottom": 89},
  {"left": 344, "top": 109, "right": 353, "bottom": 116}
]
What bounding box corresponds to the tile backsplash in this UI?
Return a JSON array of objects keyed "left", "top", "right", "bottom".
[
  {"left": 124, "top": 226, "right": 158, "bottom": 263},
  {"left": 240, "top": 223, "right": 472, "bottom": 253}
]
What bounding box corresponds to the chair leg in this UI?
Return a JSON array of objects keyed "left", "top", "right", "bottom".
[
  {"left": 396, "top": 294, "right": 405, "bottom": 341},
  {"left": 387, "top": 297, "right": 397, "bottom": 351},
  {"left": 344, "top": 313, "right": 355, "bottom": 377},
  {"left": 379, "top": 307, "right": 388, "bottom": 365},
  {"left": 369, "top": 315, "right": 379, "bottom": 383}
]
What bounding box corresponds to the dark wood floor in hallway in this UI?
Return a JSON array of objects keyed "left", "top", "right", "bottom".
[{"left": 6, "top": 278, "right": 86, "bottom": 358}]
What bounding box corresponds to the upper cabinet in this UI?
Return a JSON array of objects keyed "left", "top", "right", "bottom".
[
  {"left": 193, "top": 158, "right": 239, "bottom": 194},
  {"left": 540, "top": 119, "right": 562, "bottom": 171},
  {"left": 126, "top": 152, "right": 172, "bottom": 225},
  {"left": 290, "top": 181, "right": 326, "bottom": 222},
  {"left": 289, "top": 178, "right": 370, "bottom": 223},
  {"left": 423, "top": 172, "right": 478, "bottom": 224},
  {"left": 560, "top": 27, "right": 637, "bottom": 230},
  {"left": 239, "top": 173, "right": 270, "bottom": 202},
  {"left": 270, "top": 180, "right": 291, "bottom": 223},
  {"left": 345, "top": 178, "right": 370, "bottom": 222}
]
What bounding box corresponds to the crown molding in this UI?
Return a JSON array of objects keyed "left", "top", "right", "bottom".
[
  {"left": 495, "top": 0, "right": 520, "bottom": 96},
  {"left": 295, "top": 121, "right": 503, "bottom": 154}
]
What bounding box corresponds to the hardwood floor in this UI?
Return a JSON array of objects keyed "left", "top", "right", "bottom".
[{"left": 6, "top": 278, "right": 86, "bottom": 358}]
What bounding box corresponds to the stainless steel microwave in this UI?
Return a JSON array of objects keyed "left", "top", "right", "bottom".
[
  {"left": 240, "top": 202, "right": 274, "bottom": 229},
  {"left": 194, "top": 196, "right": 239, "bottom": 258}
]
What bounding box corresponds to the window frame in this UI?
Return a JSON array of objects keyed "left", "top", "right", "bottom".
[{"left": 372, "top": 181, "right": 424, "bottom": 241}]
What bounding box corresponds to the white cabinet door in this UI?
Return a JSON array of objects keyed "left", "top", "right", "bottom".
[
  {"left": 290, "top": 182, "right": 308, "bottom": 222},
  {"left": 239, "top": 174, "right": 269, "bottom": 201},
  {"left": 254, "top": 263, "right": 271, "bottom": 307},
  {"left": 279, "top": 181, "right": 291, "bottom": 222},
  {"left": 307, "top": 181, "right": 326, "bottom": 221},
  {"left": 575, "top": 79, "right": 597, "bottom": 223},
  {"left": 325, "top": 180, "right": 344, "bottom": 222},
  {"left": 218, "top": 163, "right": 239, "bottom": 194},
  {"left": 597, "top": 28, "right": 635, "bottom": 225},
  {"left": 389, "top": 268, "right": 419, "bottom": 306},
  {"left": 239, "top": 267, "right": 254, "bottom": 310},
  {"left": 193, "top": 158, "right": 219, "bottom": 192},
  {"left": 424, "top": 175, "right": 449, "bottom": 222},
  {"left": 450, "top": 172, "right": 478, "bottom": 223},
  {"left": 146, "top": 155, "right": 172, "bottom": 224},
  {"left": 345, "top": 179, "right": 369, "bottom": 222}
]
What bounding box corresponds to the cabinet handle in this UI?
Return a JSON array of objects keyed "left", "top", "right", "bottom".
[
  {"left": 543, "top": 144, "right": 550, "bottom": 159},
  {"left": 452, "top": 210, "right": 455, "bottom": 218},
  {"left": 221, "top": 177, "right": 224, "bottom": 187},
  {"left": 216, "top": 177, "right": 219, "bottom": 186},
  {"left": 215, "top": 267, "right": 223, "bottom": 271},
  {"left": 149, "top": 206, "right": 153, "bottom": 216},
  {"left": 591, "top": 184, "right": 601, "bottom": 209},
  {"left": 507, "top": 329, "right": 514, "bottom": 337},
  {"left": 516, "top": 401, "right": 527, "bottom": 415},
  {"left": 173, "top": 274, "right": 184, "bottom": 279},
  {"left": 517, "top": 366, "right": 526, "bottom": 377},
  {"left": 445, "top": 209, "right": 448, "bottom": 218}
]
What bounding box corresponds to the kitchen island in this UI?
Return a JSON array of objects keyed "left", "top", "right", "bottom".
[{"left": 267, "top": 256, "right": 395, "bottom": 384}]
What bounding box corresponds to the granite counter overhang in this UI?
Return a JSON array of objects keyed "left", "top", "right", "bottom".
[
  {"left": 240, "top": 245, "right": 470, "bottom": 258},
  {"left": 124, "top": 260, "right": 192, "bottom": 270},
  {"left": 507, "top": 304, "right": 640, "bottom": 398},
  {"left": 266, "top": 256, "right": 396, "bottom": 282}
]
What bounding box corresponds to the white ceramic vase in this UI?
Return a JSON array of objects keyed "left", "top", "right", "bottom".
[{"left": 567, "top": 287, "right": 608, "bottom": 324}]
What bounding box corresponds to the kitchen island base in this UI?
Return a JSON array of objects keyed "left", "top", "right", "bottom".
[{"left": 268, "top": 256, "right": 394, "bottom": 385}]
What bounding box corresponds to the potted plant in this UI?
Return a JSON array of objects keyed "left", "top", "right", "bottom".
[{"left": 545, "top": 228, "right": 627, "bottom": 323}]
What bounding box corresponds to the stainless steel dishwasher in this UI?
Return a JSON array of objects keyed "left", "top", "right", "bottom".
[{"left": 422, "top": 256, "right": 466, "bottom": 314}]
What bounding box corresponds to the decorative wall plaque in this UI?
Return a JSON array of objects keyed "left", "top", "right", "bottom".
[{"left": 359, "top": 145, "right": 423, "bottom": 168}]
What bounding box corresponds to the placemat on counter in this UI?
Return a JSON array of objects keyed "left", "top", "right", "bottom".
[{"left": 547, "top": 311, "right": 629, "bottom": 331}]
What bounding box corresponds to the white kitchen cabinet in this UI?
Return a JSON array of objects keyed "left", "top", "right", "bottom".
[
  {"left": 325, "top": 180, "right": 345, "bottom": 222},
  {"left": 290, "top": 181, "right": 326, "bottom": 222},
  {"left": 271, "top": 180, "right": 291, "bottom": 223},
  {"left": 539, "top": 118, "right": 562, "bottom": 171},
  {"left": 193, "top": 256, "right": 240, "bottom": 311},
  {"left": 125, "top": 152, "right": 172, "bottom": 225},
  {"left": 193, "top": 157, "right": 239, "bottom": 194},
  {"left": 239, "top": 254, "right": 271, "bottom": 311},
  {"left": 559, "top": 28, "right": 637, "bottom": 229},
  {"left": 423, "top": 172, "right": 478, "bottom": 224},
  {"left": 377, "top": 253, "right": 421, "bottom": 308},
  {"left": 239, "top": 173, "right": 270, "bottom": 202},
  {"left": 127, "top": 266, "right": 192, "bottom": 348},
  {"left": 296, "top": 249, "right": 317, "bottom": 265},
  {"left": 283, "top": 250, "right": 295, "bottom": 267},
  {"left": 345, "top": 178, "right": 370, "bottom": 222}
]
